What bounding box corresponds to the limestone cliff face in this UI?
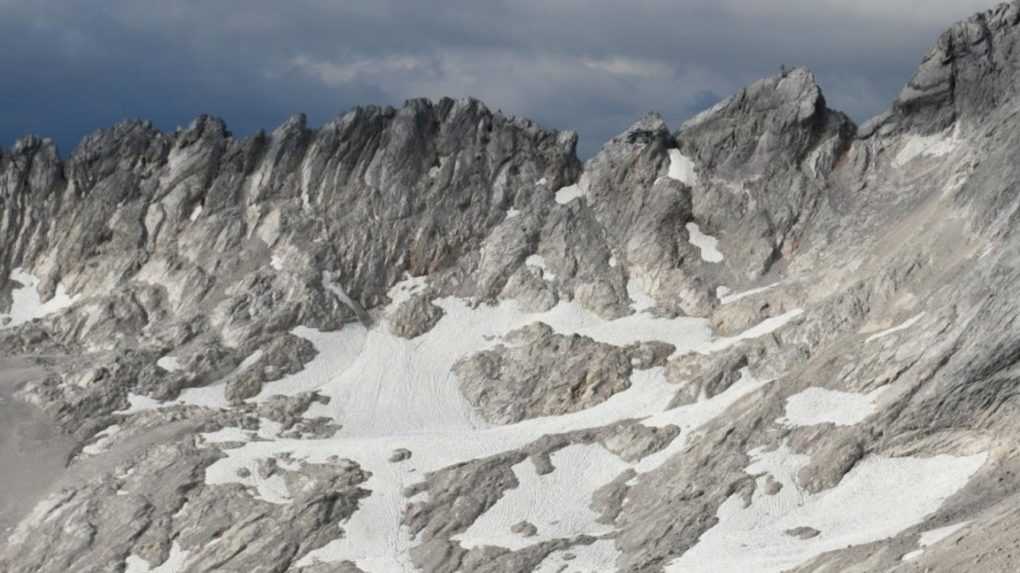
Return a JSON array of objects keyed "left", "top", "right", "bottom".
[{"left": 5, "top": 3, "right": 1020, "bottom": 573}]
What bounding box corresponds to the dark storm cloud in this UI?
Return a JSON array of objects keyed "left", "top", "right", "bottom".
[{"left": 0, "top": 0, "right": 1000, "bottom": 158}]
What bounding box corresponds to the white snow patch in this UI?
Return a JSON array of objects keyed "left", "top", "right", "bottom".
[
  {"left": 686, "top": 223, "right": 723, "bottom": 263},
  {"left": 118, "top": 394, "right": 164, "bottom": 415},
  {"left": 188, "top": 204, "right": 203, "bottom": 222},
  {"left": 506, "top": 207, "right": 521, "bottom": 219},
  {"left": 667, "top": 445, "right": 986, "bottom": 573},
  {"left": 200, "top": 426, "right": 252, "bottom": 444},
  {"left": 865, "top": 313, "right": 925, "bottom": 343},
  {"left": 176, "top": 384, "right": 230, "bottom": 409},
  {"left": 555, "top": 182, "right": 586, "bottom": 204},
  {"left": 720, "top": 282, "right": 782, "bottom": 305},
  {"left": 608, "top": 255, "right": 618, "bottom": 268},
  {"left": 902, "top": 521, "right": 971, "bottom": 561},
  {"left": 1, "top": 268, "right": 78, "bottom": 328},
  {"left": 455, "top": 444, "right": 629, "bottom": 550},
  {"left": 893, "top": 129, "right": 960, "bottom": 168},
  {"left": 124, "top": 555, "right": 153, "bottom": 573},
  {"left": 700, "top": 309, "right": 804, "bottom": 354},
  {"left": 667, "top": 149, "right": 698, "bottom": 186},
  {"left": 779, "top": 387, "right": 887, "bottom": 427},
  {"left": 156, "top": 356, "right": 181, "bottom": 372}
]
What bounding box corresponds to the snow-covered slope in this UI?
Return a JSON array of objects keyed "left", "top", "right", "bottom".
[{"left": 5, "top": 2, "right": 1020, "bottom": 572}]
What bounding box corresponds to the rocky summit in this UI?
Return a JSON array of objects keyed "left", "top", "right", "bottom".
[{"left": 4, "top": 2, "right": 1020, "bottom": 572}]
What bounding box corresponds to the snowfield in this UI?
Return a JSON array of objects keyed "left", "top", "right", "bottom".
[
  {"left": 117, "top": 274, "right": 980, "bottom": 572},
  {"left": 203, "top": 277, "right": 804, "bottom": 570},
  {"left": 666, "top": 446, "right": 985, "bottom": 573}
]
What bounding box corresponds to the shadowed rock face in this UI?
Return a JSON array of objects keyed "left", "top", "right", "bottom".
[{"left": 5, "top": 2, "right": 1020, "bottom": 572}]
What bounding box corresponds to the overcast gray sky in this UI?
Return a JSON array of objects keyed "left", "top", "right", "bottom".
[{"left": 0, "top": 0, "right": 1000, "bottom": 158}]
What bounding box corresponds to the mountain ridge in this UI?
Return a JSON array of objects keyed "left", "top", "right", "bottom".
[{"left": 3, "top": 2, "right": 1020, "bottom": 572}]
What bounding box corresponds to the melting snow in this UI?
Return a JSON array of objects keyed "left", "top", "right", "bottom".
[
  {"left": 1, "top": 268, "right": 78, "bottom": 328},
  {"left": 686, "top": 223, "right": 723, "bottom": 263},
  {"left": 902, "top": 521, "right": 971, "bottom": 561},
  {"left": 893, "top": 129, "right": 960, "bottom": 168},
  {"left": 865, "top": 313, "right": 925, "bottom": 343},
  {"left": 667, "top": 149, "right": 698, "bottom": 186},
  {"left": 208, "top": 277, "right": 804, "bottom": 570},
  {"left": 667, "top": 445, "right": 986, "bottom": 573}
]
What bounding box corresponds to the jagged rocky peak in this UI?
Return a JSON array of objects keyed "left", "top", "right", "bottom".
[
  {"left": 6, "top": 3, "right": 1020, "bottom": 573},
  {"left": 677, "top": 67, "right": 855, "bottom": 178},
  {"left": 869, "top": 0, "right": 1020, "bottom": 136}
]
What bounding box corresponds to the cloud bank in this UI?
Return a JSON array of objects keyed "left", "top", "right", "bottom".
[{"left": 0, "top": 0, "right": 999, "bottom": 157}]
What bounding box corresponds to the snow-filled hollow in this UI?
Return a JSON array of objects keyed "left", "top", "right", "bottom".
[
  {"left": 667, "top": 149, "right": 698, "bottom": 186},
  {"left": 686, "top": 222, "right": 723, "bottom": 263},
  {"left": 1, "top": 268, "right": 78, "bottom": 328}
]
